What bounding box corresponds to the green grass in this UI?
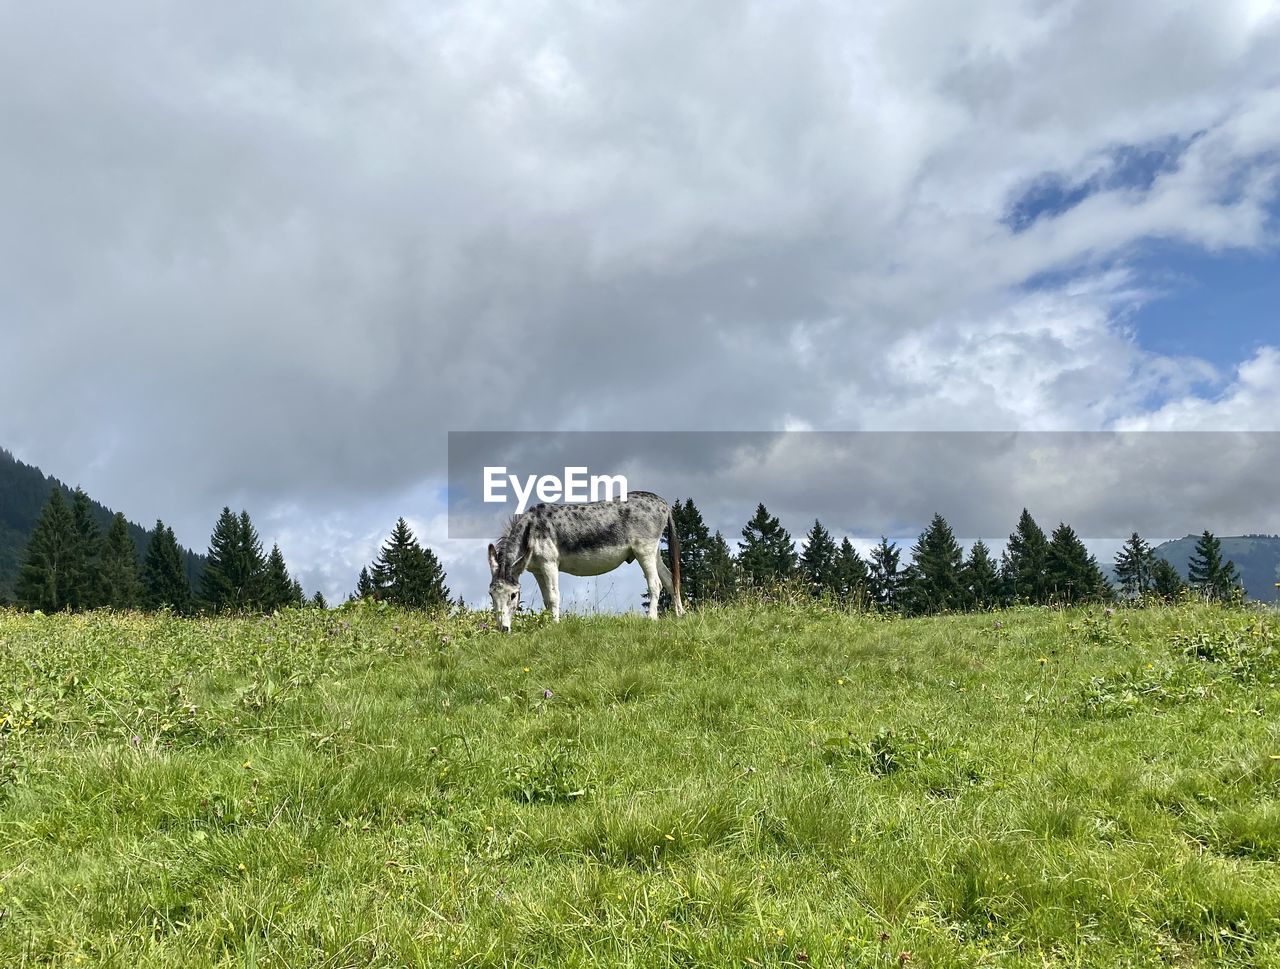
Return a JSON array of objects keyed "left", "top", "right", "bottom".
[{"left": 2, "top": 601, "right": 1279, "bottom": 967}]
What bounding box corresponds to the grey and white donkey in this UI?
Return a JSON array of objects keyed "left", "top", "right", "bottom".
[{"left": 487, "top": 491, "right": 684, "bottom": 631}]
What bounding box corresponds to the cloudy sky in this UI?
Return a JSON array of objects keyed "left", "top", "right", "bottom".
[{"left": 2, "top": 1, "right": 1279, "bottom": 606}]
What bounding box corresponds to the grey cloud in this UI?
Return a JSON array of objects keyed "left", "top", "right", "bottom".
[{"left": 1, "top": 1, "right": 1278, "bottom": 596}]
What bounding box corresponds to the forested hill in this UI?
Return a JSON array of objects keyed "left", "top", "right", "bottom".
[
  {"left": 1154, "top": 534, "right": 1280, "bottom": 603},
  {"left": 0, "top": 448, "right": 204, "bottom": 600}
]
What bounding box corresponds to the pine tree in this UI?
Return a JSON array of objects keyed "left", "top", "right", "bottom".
[
  {"left": 738, "top": 504, "right": 796, "bottom": 588},
  {"left": 201, "top": 508, "right": 266, "bottom": 611},
  {"left": 370, "top": 518, "right": 451, "bottom": 609},
  {"left": 1113, "top": 532, "right": 1158, "bottom": 599},
  {"left": 69, "top": 487, "right": 103, "bottom": 609},
  {"left": 1002, "top": 509, "right": 1050, "bottom": 604},
  {"left": 835, "top": 538, "right": 870, "bottom": 607},
  {"left": 236, "top": 511, "right": 268, "bottom": 609},
  {"left": 262, "top": 543, "right": 295, "bottom": 612},
  {"left": 1046, "top": 523, "right": 1112, "bottom": 604},
  {"left": 704, "top": 531, "right": 739, "bottom": 603},
  {"left": 904, "top": 513, "right": 965, "bottom": 614},
  {"left": 868, "top": 537, "right": 903, "bottom": 611},
  {"left": 1186, "top": 530, "right": 1242, "bottom": 602},
  {"left": 310, "top": 590, "right": 328, "bottom": 609},
  {"left": 798, "top": 519, "right": 840, "bottom": 598},
  {"left": 99, "top": 512, "right": 141, "bottom": 609},
  {"left": 290, "top": 578, "right": 305, "bottom": 607},
  {"left": 1151, "top": 558, "right": 1186, "bottom": 600},
  {"left": 15, "top": 488, "right": 79, "bottom": 612},
  {"left": 962, "top": 539, "right": 1001, "bottom": 610},
  {"left": 142, "top": 520, "right": 192, "bottom": 612},
  {"left": 354, "top": 566, "right": 376, "bottom": 601},
  {"left": 201, "top": 508, "right": 241, "bottom": 610},
  {"left": 662, "top": 499, "right": 713, "bottom": 610}
]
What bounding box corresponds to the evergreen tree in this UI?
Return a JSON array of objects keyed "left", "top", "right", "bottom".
[
  {"left": 201, "top": 508, "right": 267, "bottom": 611},
  {"left": 1113, "top": 532, "right": 1158, "bottom": 599},
  {"left": 142, "top": 520, "right": 192, "bottom": 612},
  {"left": 962, "top": 539, "right": 1001, "bottom": 610},
  {"left": 1151, "top": 558, "right": 1186, "bottom": 600},
  {"left": 370, "top": 518, "right": 451, "bottom": 609},
  {"left": 1002, "top": 509, "right": 1050, "bottom": 604},
  {"left": 738, "top": 504, "right": 796, "bottom": 588},
  {"left": 261, "top": 543, "right": 295, "bottom": 611},
  {"left": 1186, "top": 530, "right": 1242, "bottom": 602},
  {"left": 99, "top": 512, "right": 141, "bottom": 609},
  {"left": 835, "top": 537, "right": 870, "bottom": 607},
  {"left": 704, "top": 531, "right": 739, "bottom": 603},
  {"left": 1046, "top": 523, "right": 1112, "bottom": 604},
  {"left": 290, "top": 578, "right": 305, "bottom": 607},
  {"left": 868, "top": 536, "right": 903, "bottom": 611},
  {"left": 663, "top": 499, "right": 713, "bottom": 610},
  {"left": 69, "top": 487, "right": 103, "bottom": 609},
  {"left": 354, "top": 566, "right": 376, "bottom": 600},
  {"left": 236, "top": 511, "right": 268, "bottom": 609},
  {"left": 310, "top": 589, "right": 328, "bottom": 609},
  {"left": 15, "top": 488, "right": 78, "bottom": 611},
  {"left": 904, "top": 513, "right": 965, "bottom": 614},
  {"left": 798, "top": 519, "right": 840, "bottom": 598}
]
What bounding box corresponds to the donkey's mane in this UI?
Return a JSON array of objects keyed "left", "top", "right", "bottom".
[
  {"left": 495, "top": 512, "right": 526, "bottom": 553},
  {"left": 493, "top": 511, "right": 535, "bottom": 580}
]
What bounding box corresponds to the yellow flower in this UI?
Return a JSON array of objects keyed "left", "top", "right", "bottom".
[
  {"left": 1038, "top": 657, "right": 1047, "bottom": 665},
  {"left": 523, "top": 667, "right": 531, "bottom": 673}
]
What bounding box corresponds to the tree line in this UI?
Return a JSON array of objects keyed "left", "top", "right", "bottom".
[
  {"left": 10, "top": 484, "right": 1243, "bottom": 616},
  {"left": 10, "top": 487, "right": 452, "bottom": 613},
  {"left": 662, "top": 499, "right": 1244, "bottom": 614}
]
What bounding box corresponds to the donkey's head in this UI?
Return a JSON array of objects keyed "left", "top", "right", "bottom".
[{"left": 488, "top": 516, "right": 532, "bottom": 632}]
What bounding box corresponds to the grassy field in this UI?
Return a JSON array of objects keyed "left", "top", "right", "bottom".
[{"left": 1, "top": 601, "right": 1278, "bottom": 968}]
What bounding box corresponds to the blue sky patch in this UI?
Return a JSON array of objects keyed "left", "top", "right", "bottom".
[{"left": 1004, "top": 135, "right": 1199, "bottom": 233}]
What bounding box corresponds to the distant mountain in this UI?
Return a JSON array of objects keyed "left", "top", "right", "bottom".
[
  {"left": 0, "top": 447, "right": 205, "bottom": 602},
  {"left": 1154, "top": 534, "right": 1280, "bottom": 603}
]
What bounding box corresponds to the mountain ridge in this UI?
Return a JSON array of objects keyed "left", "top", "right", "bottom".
[
  {"left": 1153, "top": 533, "right": 1280, "bottom": 603},
  {"left": 0, "top": 447, "right": 204, "bottom": 602}
]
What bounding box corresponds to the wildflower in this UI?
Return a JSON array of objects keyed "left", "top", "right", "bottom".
[
  {"left": 1038, "top": 657, "right": 1047, "bottom": 665},
  {"left": 542, "top": 688, "right": 554, "bottom": 699},
  {"left": 1104, "top": 607, "right": 1115, "bottom": 617},
  {"left": 837, "top": 678, "right": 845, "bottom": 686},
  {"left": 523, "top": 667, "right": 531, "bottom": 673},
  {"left": 130, "top": 735, "right": 141, "bottom": 747},
  {"left": 993, "top": 620, "right": 1003, "bottom": 629}
]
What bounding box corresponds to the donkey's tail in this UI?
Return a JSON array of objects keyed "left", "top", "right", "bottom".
[{"left": 666, "top": 505, "right": 684, "bottom": 615}]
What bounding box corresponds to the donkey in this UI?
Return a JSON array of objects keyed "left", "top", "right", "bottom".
[{"left": 487, "top": 491, "right": 684, "bottom": 632}]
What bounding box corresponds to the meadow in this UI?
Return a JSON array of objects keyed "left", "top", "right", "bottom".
[{"left": 1, "top": 600, "right": 1278, "bottom": 967}]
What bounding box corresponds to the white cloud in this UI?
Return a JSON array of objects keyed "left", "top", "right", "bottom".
[{"left": 1, "top": 0, "right": 1279, "bottom": 603}]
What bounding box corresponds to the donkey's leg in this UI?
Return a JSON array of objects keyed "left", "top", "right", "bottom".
[
  {"left": 533, "top": 568, "right": 553, "bottom": 617},
  {"left": 657, "top": 556, "right": 685, "bottom": 617},
  {"left": 638, "top": 549, "right": 661, "bottom": 620},
  {"left": 546, "top": 569, "right": 561, "bottom": 621}
]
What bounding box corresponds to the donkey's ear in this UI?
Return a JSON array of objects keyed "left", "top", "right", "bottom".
[{"left": 487, "top": 543, "right": 498, "bottom": 574}]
